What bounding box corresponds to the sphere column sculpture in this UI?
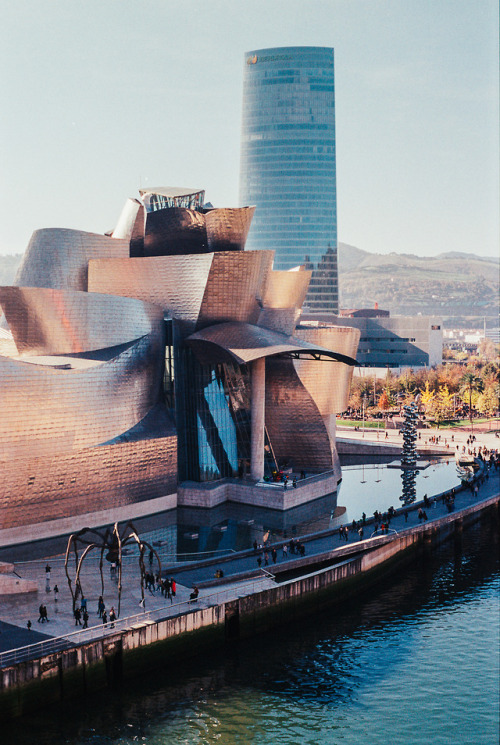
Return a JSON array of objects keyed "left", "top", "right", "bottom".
[{"left": 400, "top": 403, "right": 419, "bottom": 504}]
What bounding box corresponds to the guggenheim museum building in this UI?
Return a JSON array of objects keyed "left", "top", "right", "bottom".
[{"left": 0, "top": 188, "right": 359, "bottom": 534}]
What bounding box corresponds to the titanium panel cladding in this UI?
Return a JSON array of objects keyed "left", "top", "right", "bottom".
[
  {"left": 186, "top": 321, "right": 354, "bottom": 367},
  {"left": 0, "top": 436, "right": 177, "bottom": 530},
  {"left": 144, "top": 208, "right": 209, "bottom": 256},
  {"left": 205, "top": 206, "right": 256, "bottom": 251},
  {"left": 197, "top": 250, "right": 274, "bottom": 329},
  {"left": 295, "top": 325, "right": 360, "bottom": 415},
  {"left": 0, "top": 286, "right": 159, "bottom": 355},
  {"left": 265, "top": 357, "right": 333, "bottom": 470},
  {"left": 89, "top": 254, "right": 214, "bottom": 323},
  {"left": 15, "top": 229, "right": 129, "bottom": 291},
  {"left": 240, "top": 47, "right": 338, "bottom": 314},
  {"left": 0, "top": 319, "right": 165, "bottom": 459}
]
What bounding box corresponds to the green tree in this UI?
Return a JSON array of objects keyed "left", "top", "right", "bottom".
[
  {"left": 420, "top": 381, "right": 436, "bottom": 415},
  {"left": 459, "top": 371, "right": 483, "bottom": 425}
]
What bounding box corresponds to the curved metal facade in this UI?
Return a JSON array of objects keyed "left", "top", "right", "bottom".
[
  {"left": 0, "top": 326, "right": 164, "bottom": 459},
  {"left": 294, "top": 325, "right": 361, "bottom": 415},
  {"left": 88, "top": 254, "right": 214, "bottom": 324},
  {"left": 0, "top": 286, "right": 159, "bottom": 356},
  {"left": 15, "top": 228, "right": 129, "bottom": 291},
  {"left": 186, "top": 321, "right": 358, "bottom": 367},
  {"left": 265, "top": 357, "right": 333, "bottom": 470},
  {"left": 0, "top": 183, "right": 358, "bottom": 530},
  {"left": 205, "top": 206, "right": 255, "bottom": 252},
  {"left": 143, "top": 206, "right": 256, "bottom": 257}
]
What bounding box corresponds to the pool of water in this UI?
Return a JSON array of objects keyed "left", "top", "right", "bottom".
[
  {"left": 136, "top": 459, "right": 463, "bottom": 560},
  {"left": 338, "top": 458, "right": 462, "bottom": 522},
  {"left": 6, "top": 518, "right": 498, "bottom": 745}
]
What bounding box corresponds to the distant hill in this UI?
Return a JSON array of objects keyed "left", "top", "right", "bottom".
[
  {"left": 338, "top": 243, "right": 499, "bottom": 319},
  {"left": 1, "top": 245, "right": 498, "bottom": 322}
]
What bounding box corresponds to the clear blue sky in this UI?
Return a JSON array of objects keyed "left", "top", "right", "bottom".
[{"left": 0, "top": 0, "right": 498, "bottom": 258}]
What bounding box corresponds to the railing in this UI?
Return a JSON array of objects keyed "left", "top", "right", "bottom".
[
  {"left": 0, "top": 574, "right": 274, "bottom": 669},
  {"left": 16, "top": 547, "right": 237, "bottom": 567},
  {"left": 370, "top": 527, "right": 399, "bottom": 538},
  {"left": 255, "top": 470, "right": 336, "bottom": 489}
]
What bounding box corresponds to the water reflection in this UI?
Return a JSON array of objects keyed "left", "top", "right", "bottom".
[{"left": 135, "top": 460, "right": 461, "bottom": 563}]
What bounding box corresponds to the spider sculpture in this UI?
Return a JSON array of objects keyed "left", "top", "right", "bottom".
[{"left": 64, "top": 521, "right": 161, "bottom": 617}]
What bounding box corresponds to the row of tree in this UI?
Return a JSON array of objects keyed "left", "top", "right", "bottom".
[{"left": 347, "top": 350, "right": 499, "bottom": 423}]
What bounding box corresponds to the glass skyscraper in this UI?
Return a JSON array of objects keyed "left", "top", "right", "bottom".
[{"left": 239, "top": 46, "right": 338, "bottom": 313}]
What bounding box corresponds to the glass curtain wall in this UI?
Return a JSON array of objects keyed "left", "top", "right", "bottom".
[
  {"left": 240, "top": 46, "right": 338, "bottom": 313},
  {"left": 176, "top": 347, "right": 253, "bottom": 482}
]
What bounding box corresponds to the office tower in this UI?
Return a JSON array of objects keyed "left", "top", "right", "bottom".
[{"left": 240, "top": 46, "right": 338, "bottom": 313}]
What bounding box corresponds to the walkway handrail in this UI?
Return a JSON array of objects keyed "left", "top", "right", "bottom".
[
  {"left": 259, "top": 567, "right": 276, "bottom": 582},
  {"left": 0, "top": 575, "right": 272, "bottom": 669},
  {"left": 16, "top": 548, "right": 237, "bottom": 566}
]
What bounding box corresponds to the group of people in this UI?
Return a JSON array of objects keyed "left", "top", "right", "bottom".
[
  {"left": 73, "top": 594, "right": 90, "bottom": 628},
  {"left": 144, "top": 573, "right": 177, "bottom": 601},
  {"left": 37, "top": 603, "right": 49, "bottom": 623},
  {"left": 255, "top": 537, "right": 306, "bottom": 568}
]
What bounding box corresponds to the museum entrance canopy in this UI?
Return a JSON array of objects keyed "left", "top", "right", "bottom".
[{"left": 186, "top": 322, "right": 358, "bottom": 367}]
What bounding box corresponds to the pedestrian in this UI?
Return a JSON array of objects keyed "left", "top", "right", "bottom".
[
  {"left": 170, "top": 578, "right": 176, "bottom": 599},
  {"left": 164, "top": 577, "right": 171, "bottom": 599},
  {"left": 264, "top": 551, "right": 269, "bottom": 566},
  {"left": 82, "top": 610, "right": 89, "bottom": 629},
  {"left": 27, "top": 620, "right": 32, "bottom": 631},
  {"left": 358, "top": 527, "right": 364, "bottom": 540},
  {"left": 80, "top": 595, "right": 87, "bottom": 612},
  {"left": 109, "top": 607, "right": 116, "bottom": 628},
  {"left": 292, "top": 477, "right": 297, "bottom": 488},
  {"left": 53, "top": 584, "right": 59, "bottom": 601},
  {"left": 299, "top": 543, "right": 305, "bottom": 557},
  {"left": 271, "top": 548, "right": 277, "bottom": 564},
  {"left": 283, "top": 544, "right": 288, "bottom": 558},
  {"left": 102, "top": 610, "right": 107, "bottom": 625},
  {"left": 257, "top": 555, "right": 262, "bottom": 568},
  {"left": 42, "top": 604, "right": 49, "bottom": 622},
  {"left": 97, "top": 595, "right": 105, "bottom": 618},
  {"left": 74, "top": 607, "right": 82, "bottom": 626},
  {"left": 38, "top": 603, "right": 44, "bottom": 623}
]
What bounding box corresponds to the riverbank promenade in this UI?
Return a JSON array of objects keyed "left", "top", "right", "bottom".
[{"left": 0, "top": 442, "right": 498, "bottom": 664}]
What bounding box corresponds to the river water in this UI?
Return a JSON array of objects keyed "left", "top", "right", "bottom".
[{"left": 7, "top": 518, "right": 498, "bottom": 744}]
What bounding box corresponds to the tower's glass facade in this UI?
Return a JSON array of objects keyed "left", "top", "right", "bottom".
[{"left": 240, "top": 46, "right": 338, "bottom": 313}]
